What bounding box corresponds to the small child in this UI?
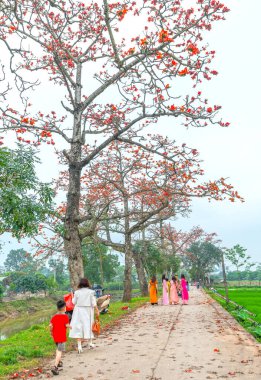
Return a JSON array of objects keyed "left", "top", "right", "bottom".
[{"left": 49, "top": 300, "right": 71, "bottom": 376}]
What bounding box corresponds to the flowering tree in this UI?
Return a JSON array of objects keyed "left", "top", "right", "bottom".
[
  {"left": 66, "top": 137, "right": 241, "bottom": 299},
  {"left": 150, "top": 223, "right": 217, "bottom": 254},
  {"left": 0, "top": 0, "right": 235, "bottom": 286}
]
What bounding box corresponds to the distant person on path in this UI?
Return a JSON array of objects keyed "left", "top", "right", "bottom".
[
  {"left": 170, "top": 275, "right": 179, "bottom": 305},
  {"left": 69, "top": 277, "right": 99, "bottom": 353},
  {"left": 162, "top": 274, "right": 169, "bottom": 305},
  {"left": 180, "top": 274, "right": 189, "bottom": 305},
  {"left": 167, "top": 278, "right": 171, "bottom": 297},
  {"left": 186, "top": 280, "right": 190, "bottom": 291},
  {"left": 50, "top": 300, "right": 71, "bottom": 376},
  {"left": 148, "top": 275, "right": 158, "bottom": 305},
  {"left": 175, "top": 275, "right": 181, "bottom": 297}
]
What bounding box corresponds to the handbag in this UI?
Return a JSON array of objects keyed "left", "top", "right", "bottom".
[
  {"left": 64, "top": 293, "right": 74, "bottom": 311},
  {"left": 92, "top": 316, "right": 101, "bottom": 336}
]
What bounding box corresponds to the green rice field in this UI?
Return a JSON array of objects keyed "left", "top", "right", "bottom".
[
  {"left": 208, "top": 287, "right": 261, "bottom": 342},
  {"left": 217, "top": 287, "right": 261, "bottom": 323}
]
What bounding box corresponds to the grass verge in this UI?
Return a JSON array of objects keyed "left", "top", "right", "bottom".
[
  {"left": 0, "top": 296, "right": 149, "bottom": 379},
  {"left": 205, "top": 288, "right": 261, "bottom": 343}
]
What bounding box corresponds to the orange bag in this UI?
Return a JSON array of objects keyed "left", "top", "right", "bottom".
[{"left": 92, "top": 317, "right": 101, "bottom": 336}]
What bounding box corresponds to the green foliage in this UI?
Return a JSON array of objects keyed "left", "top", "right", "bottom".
[
  {"left": 133, "top": 240, "right": 180, "bottom": 277},
  {"left": 0, "top": 145, "right": 54, "bottom": 238},
  {"left": 0, "top": 284, "right": 3, "bottom": 301},
  {"left": 225, "top": 244, "right": 252, "bottom": 272},
  {"left": 48, "top": 258, "right": 69, "bottom": 286},
  {"left": 185, "top": 241, "right": 222, "bottom": 281},
  {"left": 82, "top": 243, "right": 120, "bottom": 284},
  {"left": 4, "top": 249, "right": 41, "bottom": 273},
  {"left": 9, "top": 272, "right": 48, "bottom": 293},
  {"left": 226, "top": 268, "right": 261, "bottom": 281}
]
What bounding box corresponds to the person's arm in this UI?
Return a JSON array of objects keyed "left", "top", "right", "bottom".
[
  {"left": 95, "top": 305, "right": 99, "bottom": 317},
  {"left": 66, "top": 323, "right": 72, "bottom": 329},
  {"left": 91, "top": 291, "right": 100, "bottom": 316},
  {"left": 49, "top": 322, "right": 53, "bottom": 334},
  {"left": 72, "top": 291, "right": 77, "bottom": 305}
]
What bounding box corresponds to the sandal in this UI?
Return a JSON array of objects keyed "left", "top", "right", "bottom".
[{"left": 51, "top": 366, "right": 59, "bottom": 376}]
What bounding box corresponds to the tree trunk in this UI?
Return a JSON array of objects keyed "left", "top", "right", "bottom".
[
  {"left": 99, "top": 249, "right": 104, "bottom": 287},
  {"left": 122, "top": 234, "right": 132, "bottom": 302},
  {"left": 63, "top": 63, "right": 85, "bottom": 289},
  {"left": 133, "top": 250, "right": 148, "bottom": 296},
  {"left": 221, "top": 252, "right": 229, "bottom": 303}
]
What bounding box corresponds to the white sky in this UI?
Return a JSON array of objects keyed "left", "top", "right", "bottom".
[
  {"left": 0, "top": 0, "right": 260, "bottom": 266},
  {"left": 166, "top": 0, "right": 261, "bottom": 263}
]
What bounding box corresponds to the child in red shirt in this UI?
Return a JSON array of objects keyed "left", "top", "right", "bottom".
[{"left": 50, "top": 300, "right": 71, "bottom": 375}]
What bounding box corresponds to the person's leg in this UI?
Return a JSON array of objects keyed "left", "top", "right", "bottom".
[
  {"left": 51, "top": 346, "right": 62, "bottom": 376},
  {"left": 77, "top": 338, "right": 83, "bottom": 353},
  {"left": 55, "top": 349, "right": 62, "bottom": 367}
]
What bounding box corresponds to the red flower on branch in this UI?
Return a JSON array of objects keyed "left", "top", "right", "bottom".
[
  {"left": 178, "top": 67, "right": 189, "bottom": 76},
  {"left": 187, "top": 43, "right": 199, "bottom": 55},
  {"left": 158, "top": 29, "right": 173, "bottom": 43}
]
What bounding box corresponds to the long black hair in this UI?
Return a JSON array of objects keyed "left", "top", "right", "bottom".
[{"left": 162, "top": 274, "right": 166, "bottom": 282}]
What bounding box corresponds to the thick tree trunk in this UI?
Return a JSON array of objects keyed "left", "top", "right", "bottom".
[
  {"left": 122, "top": 234, "right": 132, "bottom": 301},
  {"left": 63, "top": 63, "right": 84, "bottom": 289},
  {"left": 133, "top": 250, "right": 148, "bottom": 296},
  {"left": 64, "top": 162, "right": 84, "bottom": 288}
]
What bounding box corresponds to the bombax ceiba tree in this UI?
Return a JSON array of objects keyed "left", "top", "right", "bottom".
[{"left": 0, "top": 0, "right": 238, "bottom": 287}]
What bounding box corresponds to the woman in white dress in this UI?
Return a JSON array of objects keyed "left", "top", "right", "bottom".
[{"left": 69, "top": 278, "right": 99, "bottom": 353}]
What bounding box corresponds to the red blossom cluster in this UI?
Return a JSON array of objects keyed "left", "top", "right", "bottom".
[
  {"left": 117, "top": 8, "right": 128, "bottom": 21},
  {"left": 158, "top": 29, "right": 173, "bottom": 43}
]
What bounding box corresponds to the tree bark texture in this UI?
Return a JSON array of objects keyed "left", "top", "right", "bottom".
[
  {"left": 133, "top": 250, "right": 148, "bottom": 296},
  {"left": 122, "top": 193, "right": 132, "bottom": 301},
  {"left": 64, "top": 159, "right": 84, "bottom": 288},
  {"left": 63, "top": 63, "right": 85, "bottom": 289},
  {"left": 122, "top": 234, "right": 133, "bottom": 301}
]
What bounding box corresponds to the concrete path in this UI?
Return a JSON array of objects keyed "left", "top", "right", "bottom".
[{"left": 48, "top": 288, "right": 261, "bottom": 380}]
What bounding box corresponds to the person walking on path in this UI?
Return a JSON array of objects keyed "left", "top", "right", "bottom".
[
  {"left": 148, "top": 275, "right": 158, "bottom": 305},
  {"left": 180, "top": 274, "right": 189, "bottom": 305},
  {"left": 69, "top": 277, "right": 99, "bottom": 353},
  {"left": 49, "top": 300, "right": 71, "bottom": 375},
  {"left": 170, "top": 275, "right": 179, "bottom": 305},
  {"left": 162, "top": 274, "right": 169, "bottom": 305}
]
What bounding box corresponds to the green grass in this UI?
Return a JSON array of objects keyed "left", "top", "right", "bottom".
[
  {"left": 206, "top": 287, "right": 261, "bottom": 342},
  {"left": 0, "top": 296, "right": 148, "bottom": 379},
  {"left": 217, "top": 288, "right": 261, "bottom": 323}
]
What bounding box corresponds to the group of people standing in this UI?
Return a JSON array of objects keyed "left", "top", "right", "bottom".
[{"left": 148, "top": 273, "right": 189, "bottom": 306}]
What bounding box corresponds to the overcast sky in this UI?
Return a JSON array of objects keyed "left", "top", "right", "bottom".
[{"left": 0, "top": 0, "right": 260, "bottom": 266}]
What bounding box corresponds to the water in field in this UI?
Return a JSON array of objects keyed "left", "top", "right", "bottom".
[{"left": 0, "top": 309, "right": 53, "bottom": 341}]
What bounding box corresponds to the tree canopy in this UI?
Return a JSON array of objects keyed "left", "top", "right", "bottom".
[
  {"left": 185, "top": 241, "right": 222, "bottom": 282},
  {"left": 0, "top": 146, "right": 53, "bottom": 238}
]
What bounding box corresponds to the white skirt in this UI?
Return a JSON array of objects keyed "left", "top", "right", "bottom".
[{"left": 69, "top": 306, "right": 94, "bottom": 339}]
